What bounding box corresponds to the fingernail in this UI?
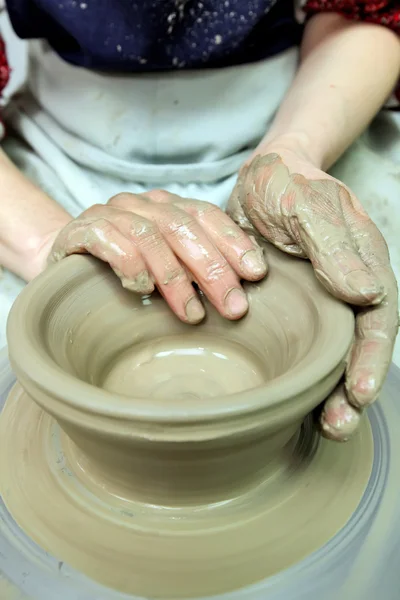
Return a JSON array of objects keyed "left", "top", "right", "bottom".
[
  {"left": 241, "top": 249, "right": 267, "bottom": 278},
  {"left": 321, "top": 420, "right": 350, "bottom": 443},
  {"left": 225, "top": 288, "right": 248, "bottom": 318},
  {"left": 185, "top": 296, "right": 205, "bottom": 324},
  {"left": 346, "top": 271, "right": 385, "bottom": 303},
  {"left": 121, "top": 271, "right": 154, "bottom": 294},
  {"left": 346, "top": 373, "right": 378, "bottom": 408},
  {"left": 320, "top": 396, "right": 361, "bottom": 441}
]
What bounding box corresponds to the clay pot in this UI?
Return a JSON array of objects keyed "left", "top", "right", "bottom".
[
  {"left": 4, "top": 242, "right": 361, "bottom": 597},
  {"left": 7, "top": 243, "right": 353, "bottom": 506}
]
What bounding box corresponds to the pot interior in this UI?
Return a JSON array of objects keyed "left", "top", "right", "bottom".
[{"left": 38, "top": 257, "right": 318, "bottom": 403}]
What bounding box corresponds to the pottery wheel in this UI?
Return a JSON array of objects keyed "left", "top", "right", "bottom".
[
  {"left": 1, "top": 247, "right": 399, "bottom": 600},
  {"left": 0, "top": 381, "right": 373, "bottom": 598}
]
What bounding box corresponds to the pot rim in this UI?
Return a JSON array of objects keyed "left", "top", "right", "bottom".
[{"left": 7, "top": 254, "right": 355, "bottom": 424}]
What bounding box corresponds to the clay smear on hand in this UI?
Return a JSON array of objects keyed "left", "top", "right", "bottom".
[{"left": 228, "top": 153, "right": 397, "bottom": 440}]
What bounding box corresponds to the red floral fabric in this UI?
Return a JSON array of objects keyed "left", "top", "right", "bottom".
[
  {"left": 0, "top": 36, "right": 10, "bottom": 97},
  {"left": 303, "top": 0, "right": 400, "bottom": 30},
  {"left": 0, "top": 35, "right": 10, "bottom": 135}
]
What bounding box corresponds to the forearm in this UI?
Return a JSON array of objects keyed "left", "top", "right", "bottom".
[
  {"left": 0, "top": 149, "right": 70, "bottom": 280},
  {"left": 260, "top": 13, "right": 400, "bottom": 170}
]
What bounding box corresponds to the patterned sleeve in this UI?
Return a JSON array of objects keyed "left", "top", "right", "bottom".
[
  {"left": 0, "top": 34, "right": 10, "bottom": 137},
  {"left": 0, "top": 36, "right": 9, "bottom": 91},
  {"left": 302, "top": 0, "right": 400, "bottom": 32}
]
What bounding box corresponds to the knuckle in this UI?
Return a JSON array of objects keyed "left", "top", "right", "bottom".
[
  {"left": 162, "top": 266, "right": 187, "bottom": 287},
  {"left": 81, "top": 203, "right": 106, "bottom": 218},
  {"left": 145, "top": 189, "right": 171, "bottom": 203},
  {"left": 62, "top": 217, "right": 114, "bottom": 254},
  {"left": 131, "top": 219, "right": 162, "bottom": 248},
  {"left": 89, "top": 217, "right": 115, "bottom": 239},
  {"left": 133, "top": 220, "right": 158, "bottom": 238},
  {"left": 203, "top": 258, "right": 231, "bottom": 283},
  {"left": 161, "top": 213, "right": 197, "bottom": 237},
  {"left": 108, "top": 192, "right": 134, "bottom": 207},
  {"left": 187, "top": 200, "right": 218, "bottom": 218}
]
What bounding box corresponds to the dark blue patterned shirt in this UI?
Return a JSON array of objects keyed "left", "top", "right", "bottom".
[{"left": 6, "top": 0, "right": 302, "bottom": 71}]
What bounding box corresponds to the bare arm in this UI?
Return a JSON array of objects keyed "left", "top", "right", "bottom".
[
  {"left": 228, "top": 15, "right": 400, "bottom": 441},
  {"left": 0, "top": 144, "right": 267, "bottom": 321},
  {"left": 0, "top": 148, "right": 70, "bottom": 280},
  {"left": 260, "top": 13, "right": 400, "bottom": 170}
]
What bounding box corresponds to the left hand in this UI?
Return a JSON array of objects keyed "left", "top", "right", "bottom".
[
  {"left": 47, "top": 190, "right": 267, "bottom": 323},
  {"left": 228, "top": 147, "right": 399, "bottom": 442}
]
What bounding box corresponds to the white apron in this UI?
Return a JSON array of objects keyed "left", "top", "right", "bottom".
[{"left": 0, "top": 9, "right": 399, "bottom": 365}]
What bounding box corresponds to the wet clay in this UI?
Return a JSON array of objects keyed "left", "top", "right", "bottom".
[
  {"left": 0, "top": 575, "right": 26, "bottom": 600},
  {"left": 0, "top": 244, "right": 374, "bottom": 598},
  {"left": 101, "top": 335, "right": 268, "bottom": 399}
]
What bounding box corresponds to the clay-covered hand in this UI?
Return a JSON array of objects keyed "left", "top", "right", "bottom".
[
  {"left": 49, "top": 190, "right": 267, "bottom": 324},
  {"left": 228, "top": 151, "right": 399, "bottom": 442}
]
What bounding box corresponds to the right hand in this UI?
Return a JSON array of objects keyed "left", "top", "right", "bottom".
[
  {"left": 46, "top": 190, "right": 267, "bottom": 324},
  {"left": 228, "top": 150, "right": 399, "bottom": 440}
]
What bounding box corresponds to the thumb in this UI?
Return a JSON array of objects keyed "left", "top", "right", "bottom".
[{"left": 226, "top": 165, "right": 256, "bottom": 233}]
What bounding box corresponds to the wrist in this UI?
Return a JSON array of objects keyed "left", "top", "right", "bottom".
[
  {"left": 256, "top": 131, "right": 325, "bottom": 170},
  {"left": 19, "top": 224, "right": 69, "bottom": 281}
]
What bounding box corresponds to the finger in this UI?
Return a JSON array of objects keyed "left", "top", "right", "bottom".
[
  {"left": 179, "top": 200, "right": 267, "bottom": 281},
  {"left": 50, "top": 216, "right": 155, "bottom": 295},
  {"left": 110, "top": 211, "right": 206, "bottom": 324},
  {"left": 320, "top": 384, "right": 362, "bottom": 442},
  {"left": 123, "top": 190, "right": 267, "bottom": 281},
  {"left": 344, "top": 219, "right": 399, "bottom": 407},
  {"left": 226, "top": 167, "right": 257, "bottom": 233},
  {"left": 127, "top": 190, "right": 267, "bottom": 282},
  {"left": 112, "top": 195, "right": 249, "bottom": 320},
  {"left": 236, "top": 154, "right": 307, "bottom": 257},
  {"left": 345, "top": 300, "right": 398, "bottom": 408},
  {"left": 155, "top": 209, "right": 248, "bottom": 320},
  {"left": 289, "top": 178, "right": 385, "bottom": 306}
]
